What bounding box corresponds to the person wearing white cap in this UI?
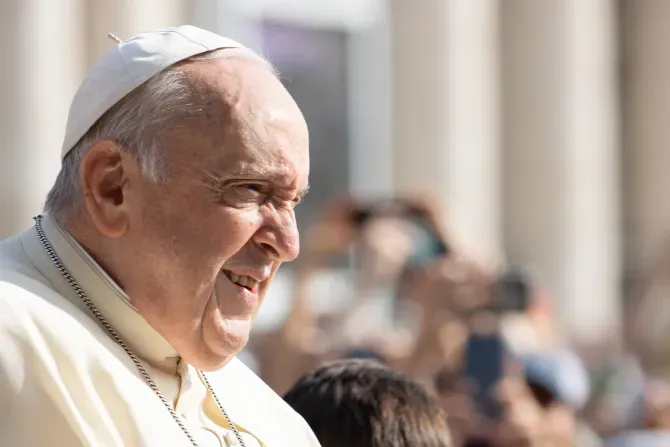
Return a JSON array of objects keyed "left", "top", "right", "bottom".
[{"left": 0, "top": 26, "right": 318, "bottom": 447}]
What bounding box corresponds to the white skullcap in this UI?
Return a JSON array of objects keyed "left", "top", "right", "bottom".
[{"left": 61, "top": 25, "right": 261, "bottom": 160}]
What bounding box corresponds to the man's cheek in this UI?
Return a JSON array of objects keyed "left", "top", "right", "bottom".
[{"left": 257, "top": 266, "right": 280, "bottom": 302}]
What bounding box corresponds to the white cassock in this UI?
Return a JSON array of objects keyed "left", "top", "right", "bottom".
[{"left": 0, "top": 215, "right": 321, "bottom": 447}]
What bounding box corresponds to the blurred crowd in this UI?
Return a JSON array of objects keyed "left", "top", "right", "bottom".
[{"left": 241, "top": 195, "right": 670, "bottom": 447}]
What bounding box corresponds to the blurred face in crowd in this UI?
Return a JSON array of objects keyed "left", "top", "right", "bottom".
[
  {"left": 542, "top": 402, "right": 576, "bottom": 446},
  {"left": 79, "top": 58, "right": 309, "bottom": 370},
  {"left": 357, "top": 216, "right": 414, "bottom": 284},
  {"left": 522, "top": 382, "right": 576, "bottom": 447}
]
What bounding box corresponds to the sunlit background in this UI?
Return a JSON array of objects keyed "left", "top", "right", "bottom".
[{"left": 3, "top": 0, "right": 670, "bottom": 392}]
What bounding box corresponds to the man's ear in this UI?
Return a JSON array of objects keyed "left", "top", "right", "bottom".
[{"left": 79, "top": 140, "right": 132, "bottom": 238}]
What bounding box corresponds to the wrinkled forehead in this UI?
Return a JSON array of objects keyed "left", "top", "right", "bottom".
[
  {"left": 175, "top": 58, "right": 309, "bottom": 182},
  {"left": 182, "top": 57, "right": 305, "bottom": 130}
]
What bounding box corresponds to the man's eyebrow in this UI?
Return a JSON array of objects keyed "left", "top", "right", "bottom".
[
  {"left": 235, "top": 166, "right": 277, "bottom": 178},
  {"left": 202, "top": 165, "right": 275, "bottom": 185},
  {"left": 202, "top": 166, "right": 310, "bottom": 198}
]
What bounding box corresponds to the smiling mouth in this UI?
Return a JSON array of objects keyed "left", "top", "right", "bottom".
[{"left": 223, "top": 269, "right": 259, "bottom": 292}]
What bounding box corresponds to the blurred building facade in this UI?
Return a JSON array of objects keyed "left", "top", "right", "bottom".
[{"left": 0, "top": 0, "right": 668, "bottom": 346}]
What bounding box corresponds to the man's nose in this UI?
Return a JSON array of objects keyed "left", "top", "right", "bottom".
[{"left": 253, "top": 208, "right": 300, "bottom": 262}]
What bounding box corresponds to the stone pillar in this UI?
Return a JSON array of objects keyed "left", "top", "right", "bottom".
[
  {"left": 389, "top": 0, "right": 502, "bottom": 262},
  {"left": 501, "top": 0, "right": 621, "bottom": 343},
  {"left": 620, "top": 0, "right": 670, "bottom": 278},
  {"left": 348, "top": 5, "right": 393, "bottom": 200},
  {"left": 0, "top": 0, "right": 86, "bottom": 237}
]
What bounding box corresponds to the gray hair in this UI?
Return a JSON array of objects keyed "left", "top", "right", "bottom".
[{"left": 44, "top": 48, "right": 276, "bottom": 226}]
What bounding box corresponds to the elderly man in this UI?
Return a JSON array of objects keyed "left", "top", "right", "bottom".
[{"left": 0, "top": 26, "right": 318, "bottom": 447}]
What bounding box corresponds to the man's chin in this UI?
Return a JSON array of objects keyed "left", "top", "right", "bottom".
[
  {"left": 193, "top": 318, "right": 252, "bottom": 371},
  {"left": 180, "top": 342, "right": 242, "bottom": 372}
]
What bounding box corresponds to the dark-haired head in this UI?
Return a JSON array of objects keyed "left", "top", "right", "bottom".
[{"left": 283, "top": 359, "right": 452, "bottom": 447}]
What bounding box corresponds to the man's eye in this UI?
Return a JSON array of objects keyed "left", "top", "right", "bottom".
[
  {"left": 238, "top": 184, "right": 263, "bottom": 193},
  {"left": 231, "top": 184, "right": 264, "bottom": 201}
]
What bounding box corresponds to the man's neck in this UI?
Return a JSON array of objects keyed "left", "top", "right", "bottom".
[{"left": 65, "top": 215, "right": 128, "bottom": 297}]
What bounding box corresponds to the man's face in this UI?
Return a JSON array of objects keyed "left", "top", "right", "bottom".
[{"left": 120, "top": 59, "right": 309, "bottom": 370}]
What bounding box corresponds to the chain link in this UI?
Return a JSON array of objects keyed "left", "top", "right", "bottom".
[{"left": 33, "top": 215, "right": 246, "bottom": 447}]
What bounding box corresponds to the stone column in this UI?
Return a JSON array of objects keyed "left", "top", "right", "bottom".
[
  {"left": 0, "top": 0, "right": 86, "bottom": 238},
  {"left": 620, "top": 0, "right": 670, "bottom": 278},
  {"left": 389, "top": 0, "right": 502, "bottom": 262},
  {"left": 501, "top": 0, "right": 621, "bottom": 343},
  {"left": 348, "top": 5, "right": 393, "bottom": 200}
]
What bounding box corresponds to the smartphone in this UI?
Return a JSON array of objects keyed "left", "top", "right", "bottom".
[
  {"left": 403, "top": 212, "right": 449, "bottom": 264},
  {"left": 463, "top": 330, "right": 506, "bottom": 420},
  {"left": 496, "top": 268, "right": 532, "bottom": 313}
]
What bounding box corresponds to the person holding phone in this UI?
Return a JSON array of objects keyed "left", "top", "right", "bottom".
[{"left": 253, "top": 196, "right": 455, "bottom": 394}]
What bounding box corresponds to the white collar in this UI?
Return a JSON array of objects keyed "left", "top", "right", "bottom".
[{"left": 22, "top": 214, "right": 180, "bottom": 372}]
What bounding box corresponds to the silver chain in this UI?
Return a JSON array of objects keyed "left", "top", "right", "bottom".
[{"left": 33, "top": 215, "right": 246, "bottom": 447}]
